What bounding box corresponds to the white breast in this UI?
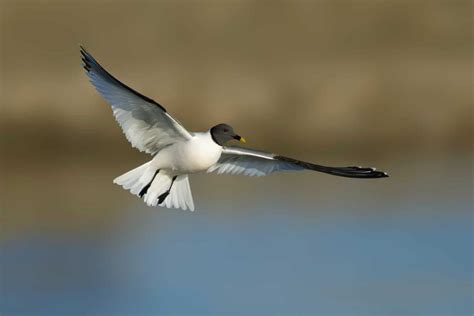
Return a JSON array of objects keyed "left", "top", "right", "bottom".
[{"left": 153, "top": 131, "right": 222, "bottom": 174}]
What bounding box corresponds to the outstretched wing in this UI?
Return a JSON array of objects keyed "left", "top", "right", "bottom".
[
  {"left": 208, "top": 146, "right": 389, "bottom": 178},
  {"left": 81, "top": 46, "right": 193, "bottom": 154}
]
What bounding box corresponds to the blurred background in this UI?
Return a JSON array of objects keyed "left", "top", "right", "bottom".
[{"left": 1, "top": 1, "right": 472, "bottom": 315}]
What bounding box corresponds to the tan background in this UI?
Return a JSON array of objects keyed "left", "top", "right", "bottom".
[
  {"left": 0, "top": 1, "right": 472, "bottom": 314},
  {"left": 1, "top": 0, "right": 472, "bottom": 235},
  {"left": 2, "top": 1, "right": 472, "bottom": 155}
]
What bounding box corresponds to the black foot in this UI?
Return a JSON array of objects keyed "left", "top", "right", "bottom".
[
  {"left": 157, "top": 191, "right": 170, "bottom": 204},
  {"left": 139, "top": 183, "right": 151, "bottom": 198},
  {"left": 156, "top": 176, "right": 177, "bottom": 204},
  {"left": 139, "top": 169, "right": 160, "bottom": 198}
]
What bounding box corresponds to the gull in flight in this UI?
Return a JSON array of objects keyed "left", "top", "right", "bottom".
[{"left": 81, "top": 46, "right": 388, "bottom": 211}]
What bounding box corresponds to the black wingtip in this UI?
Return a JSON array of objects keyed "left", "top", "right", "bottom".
[
  {"left": 79, "top": 45, "right": 87, "bottom": 57},
  {"left": 368, "top": 169, "right": 389, "bottom": 178},
  {"left": 79, "top": 44, "right": 89, "bottom": 55},
  {"left": 78, "top": 45, "right": 168, "bottom": 112},
  {"left": 275, "top": 155, "right": 389, "bottom": 179},
  {"left": 80, "top": 45, "right": 92, "bottom": 72},
  {"left": 331, "top": 166, "right": 389, "bottom": 179}
]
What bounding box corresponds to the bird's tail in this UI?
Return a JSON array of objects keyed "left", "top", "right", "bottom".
[{"left": 113, "top": 162, "right": 194, "bottom": 211}]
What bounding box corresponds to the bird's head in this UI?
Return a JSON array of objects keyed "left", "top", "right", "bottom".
[{"left": 210, "top": 123, "right": 246, "bottom": 146}]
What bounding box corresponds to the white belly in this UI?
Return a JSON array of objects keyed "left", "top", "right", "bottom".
[{"left": 152, "top": 132, "right": 222, "bottom": 174}]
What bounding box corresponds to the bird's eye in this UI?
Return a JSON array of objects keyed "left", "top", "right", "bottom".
[{"left": 223, "top": 129, "right": 229, "bottom": 133}]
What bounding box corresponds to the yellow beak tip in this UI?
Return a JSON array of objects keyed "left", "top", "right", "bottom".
[{"left": 240, "top": 137, "right": 246, "bottom": 143}]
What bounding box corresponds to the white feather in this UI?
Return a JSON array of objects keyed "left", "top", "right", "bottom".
[
  {"left": 81, "top": 47, "right": 193, "bottom": 155},
  {"left": 207, "top": 146, "right": 304, "bottom": 177},
  {"left": 113, "top": 161, "right": 152, "bottom": 194},
  {"left": 113, "top": 164, "right": 194, "bottom": 211}
]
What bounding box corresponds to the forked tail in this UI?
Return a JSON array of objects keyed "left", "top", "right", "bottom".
[{"left": 113, "top": 162, "right": 194, "bottom": 211}]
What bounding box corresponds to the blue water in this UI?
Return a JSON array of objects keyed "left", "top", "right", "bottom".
[
  {"left": 1, "top": 203, "right": 472, "bottom": 315},
  {"left": 2, "top": 157, "right": 473, "bottom": 315}
]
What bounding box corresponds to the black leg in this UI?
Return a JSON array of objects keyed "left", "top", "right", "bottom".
[
  {"left": 139, "top": 169, "right": 160, "bottom": 198},
  {"left": 157, "top": 176, "right": 177, "bottom": 204}
]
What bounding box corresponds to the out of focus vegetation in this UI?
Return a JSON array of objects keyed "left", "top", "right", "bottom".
[
  {"left": 0, "top": 1, "right": 472, "bottom": 237},
  {"left": 1, "top": 1, "right": 472, "bottom": 159}
]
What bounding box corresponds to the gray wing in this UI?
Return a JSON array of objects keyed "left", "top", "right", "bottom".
[
  {"left": 81, "top": 46, "right": 193, "bottom": 155},
  {"left": 208, "top": 146, "right": 389, "bottom": 178}
]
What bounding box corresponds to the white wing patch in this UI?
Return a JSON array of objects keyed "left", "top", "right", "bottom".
[
  {"left": 208, "top": 146, "right": 389, "bottom": 179},
  {"left": 207, "top": 146, "right": 304, "bottom": 177},
  {"left": 81, "top": 46, "right": 192, "bottom": 155}
]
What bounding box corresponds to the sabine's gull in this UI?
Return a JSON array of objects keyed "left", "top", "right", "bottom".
[{"left": 81, "top": 46, "right": 388, "bottom": 211}]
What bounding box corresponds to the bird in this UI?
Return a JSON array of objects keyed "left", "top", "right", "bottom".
[{"left": 80, "top": 46, "right": 388, "bottom": 211}]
